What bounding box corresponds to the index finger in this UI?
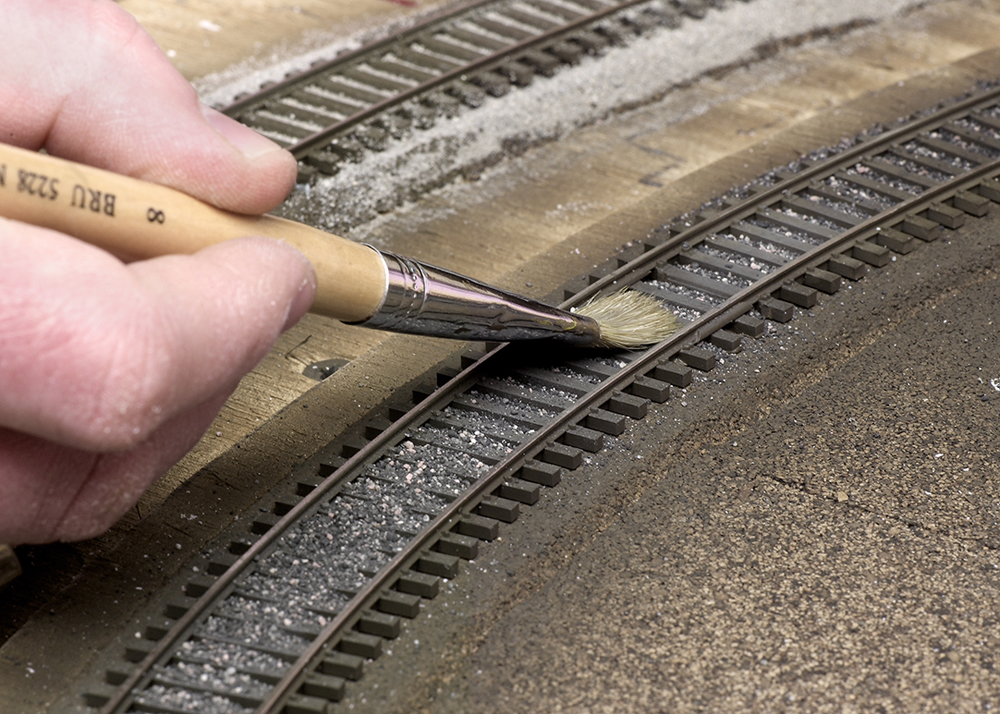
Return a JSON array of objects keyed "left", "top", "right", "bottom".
[{"left": 0, "top": 0, "right": 297, "bottom": 215}]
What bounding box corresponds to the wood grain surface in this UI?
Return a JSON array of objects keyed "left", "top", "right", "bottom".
[{"left": 118, "top": 0, "right": 460, "bottom": 82}]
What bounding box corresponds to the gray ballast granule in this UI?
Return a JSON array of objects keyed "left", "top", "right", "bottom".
[{"left": 134, "top": 684, "right": 255, "bottom": 714}]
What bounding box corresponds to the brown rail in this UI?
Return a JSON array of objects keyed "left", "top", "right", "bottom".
[
  {"left": 259, "top": 91, "right": 1000, "bottom": 712},
  {"left": 99, "top": 70, "right": 1000, "bottom": 714}
]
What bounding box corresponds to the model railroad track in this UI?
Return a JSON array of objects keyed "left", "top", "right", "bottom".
[
  {"left": 83, "top": 85, "right": 1000, "bottom": 713},
  {"left": 222, "top": 0, "right": 738, "bottom": 182}
]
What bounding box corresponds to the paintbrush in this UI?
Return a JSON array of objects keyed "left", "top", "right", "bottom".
[{"left": 0, "top": 142, "right": 678, "bottom": 348}]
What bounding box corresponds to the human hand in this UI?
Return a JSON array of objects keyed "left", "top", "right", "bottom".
[{"left": 0, "top": 0, "right": 317, "bottom": 544}]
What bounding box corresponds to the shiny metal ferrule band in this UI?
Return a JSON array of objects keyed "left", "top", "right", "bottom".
[{"left": 355, "top": 250, "right": 601, "bottom": 344}]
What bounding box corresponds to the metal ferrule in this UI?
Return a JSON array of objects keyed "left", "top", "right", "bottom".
[{"left": 352, "top": 250, "right": 602, "bottom": 345}]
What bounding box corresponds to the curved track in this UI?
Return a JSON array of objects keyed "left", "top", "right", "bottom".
[{"left": 90, "top": 81, "right": 1000, "bottom": 713}]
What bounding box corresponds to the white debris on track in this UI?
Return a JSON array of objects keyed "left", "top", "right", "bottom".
[{"left": 198, "top": 0, "right": 931, "bottom": 236}]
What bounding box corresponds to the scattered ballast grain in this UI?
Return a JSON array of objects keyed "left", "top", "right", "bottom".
[
  {"left": 647, "top": 280, "right": 722, "bottom": 309},
  {"left": 408, "top": 424, "right": 516, "bottom": 460},
  {"left": 745, "top": 216, "right": 825, "bottom": 246},
  {"left": 594, "top": 356, "right": 630, "bottom": 371},
  {"left": 954, "top": 116, "right": 1000, "bottom": 144},
  {"left": 902, "top": 139, "right": 976, "bottom": 171},
  {"left": 801, "top": 190, "right": 876, "bottom": 221},
  {"left": 845, "top": 163, "right": 924, "bottom": 195},
  {"left": 877, "top": 151, "right": 954, "bottom": 182},
  {"left": 821, "top": 176, "right": 899, "bottom": 209},
  {"left": 156, "top": 660, "right": 272, "bottom": 699},
  {"left": 134, "top": 684, "right": 255, "bottom": 714},
  {"left": 439, "top": 403, "right": 536, "bottom": 440},
  {"left": 214, "top": 595, "right": 322, "bottom": 635},
  {"left": 671, "top": 259, "right": 755, "bottom": 288},
  {"left": 322, "top": 503, "right": 422, "bottom": 559},
  {"left": 370, "top": 440, "right": 491, "bottom": 483},
  {"left": 698, "top": 243, "right": 776, "bottom": 273},
  {"left": 727, "top": 229, "right": 800, "bottom": 262},
  {"left": 199, "top": 615, "right": 312, "bottom": 654},
  {"left": 256, "top": 107, "right": 324, "bottom": 134},
  {"left": 263, "top": 540, "right": 397, "bottom": 586},
  {"left": 486, "top": 375, "right": 579, "bottom": 403},
  {"left": 549, "top": 366, "right": 604, "bottom": 385},
  {"left": 280, "top": 95, "right": 345, "bottom": 122},
  {"left": 474, "top": 382, "right": 575, "bottom": 414},
  {"left": 772, "top": 206, "right": 845, "bottom": 233},
  {"left": 238, "top": 565, "right": 353, "bottom": 611},
  {"left": 929, "top": 128, "right": 1000, "bottom": 159},
  {"left": 669, "top": 308, "right": 700, "bottom": 324},
  {"left": 461, "top": 391, "right": 557, "bottom": 424},
  {"left": 177, "top": 639, "right": 292, "bottom": 675}
]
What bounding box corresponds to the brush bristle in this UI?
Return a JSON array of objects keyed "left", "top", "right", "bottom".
[{"left": 574, "top": 290, "right": 681, "bottom": 349}]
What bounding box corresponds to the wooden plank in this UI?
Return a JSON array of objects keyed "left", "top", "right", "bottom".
[{"left": 118, "top": 0, "right": 461, "bottom": 82}]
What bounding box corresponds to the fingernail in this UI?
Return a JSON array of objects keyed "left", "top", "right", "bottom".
[{"left": 201, "top": 104, "right": 284, "bottom": 159}]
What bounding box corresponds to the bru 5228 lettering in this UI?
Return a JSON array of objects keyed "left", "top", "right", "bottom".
[{"left": 0, "top": 162, "right": 117, "bottom": 218}]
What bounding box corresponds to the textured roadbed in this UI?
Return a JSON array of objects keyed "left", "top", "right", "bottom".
[{"left": 344, "top": 182, "right": 1000, "bottom": 714}]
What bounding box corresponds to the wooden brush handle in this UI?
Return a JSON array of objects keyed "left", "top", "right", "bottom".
[{"left": 0, "top": 142, "right": 387, "bottom": 322}]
